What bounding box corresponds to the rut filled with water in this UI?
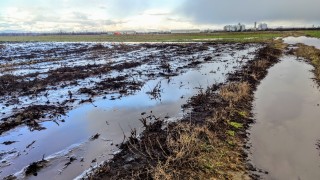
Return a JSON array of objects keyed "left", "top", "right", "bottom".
[{"left": 250, "top": 37, "right": 320, "bottom": 179}]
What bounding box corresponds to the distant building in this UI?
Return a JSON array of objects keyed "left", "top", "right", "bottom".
[
  {"left": 120, "top": 31, "right": 136, "bottom": 35},
  {"left": 170, "top": 29, "right": 201, "bottom": 34},
  {"left": 224, "top": 23, "right": 246, "bottom": 32},
  {"left": 258, "top": 23, "right": 268, "bottom": 30},
  {"left": 110, "top": 31, "right": 136, "bottom": 35},
  {"left": 107, "top": 31, "right": 114, "bottom": 35}
]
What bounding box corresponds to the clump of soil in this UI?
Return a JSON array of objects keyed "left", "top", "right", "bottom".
[
  {"left": 90, "top": 133, "right": 100, "bottom": 140},
  {"left": 0, "top": 105, "right": 66, "bottom": 135},
  {"left": 25, "top": 159, "right": 48, "bottom": 176},
  {"left": 1, "top": 141, "right": 17, "bottom": 145}
]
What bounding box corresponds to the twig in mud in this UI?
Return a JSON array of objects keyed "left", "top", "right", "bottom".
[
  {"left": 90, "top": 133, "right": 100, "bottom": 140},
  {"left": 316, "top": 140, "right": 320, "bottom": 155},
  {"left": 26, "top": 140, "right": 36, "bottom": 149},
  {"left": 146, "top": 81, "right": 162, "bottom": 101},
  {"left": 53, "top": 120, "right": 60, "bottom": 126},
  {"left": 90, "top": 101, "right": 97, "bottom": 107},
  {"left": 2, "top": 141, "right": 17, "bottom": 145},
  {"left": 59, "top": 156, "right": 77, "bottom": 174},
  {"left": 118, "top": 123, "right": 127, "bottom": 145}
]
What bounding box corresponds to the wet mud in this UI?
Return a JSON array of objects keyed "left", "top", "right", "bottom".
[
  {"left": 0, "top": 42, "right": 242, "bottom": 134},
  {"left": 1, "top": 42, "right": 261, "bottom": 179}
]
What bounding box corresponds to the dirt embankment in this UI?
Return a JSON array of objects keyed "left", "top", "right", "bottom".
[{"left": 87, "top": 42, "right": 284, "bottom": 179}]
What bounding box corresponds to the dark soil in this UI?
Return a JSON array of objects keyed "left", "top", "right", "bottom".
[
  {"left": 25, "top": 159, "right": 47, "bottom": 176},
  {"left": 1, "top": 141, "right": 17, "bottom": 145},
  {"left": 0, "top": 105, "right": 66, "bottom": 135}
]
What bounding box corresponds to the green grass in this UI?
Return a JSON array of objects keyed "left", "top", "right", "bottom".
[
  {"left": 1, "top": 30, "right": 319, "bottom": 43},
  {"left": 303, "top": 30, "right": 320, "bottom": 38},
  {"left": 0, "top": 31, "right": 285, "bottom": 43},
  {"left": 228, "top": 122, "right": 243, "bottom": 129},
  {"left": 227, "top": 130, "right": 235, "bottom": 137}
]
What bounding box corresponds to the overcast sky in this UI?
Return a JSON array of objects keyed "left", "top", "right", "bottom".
[{"left": 0, "top": 0, "right": 319, "bottom": 32}]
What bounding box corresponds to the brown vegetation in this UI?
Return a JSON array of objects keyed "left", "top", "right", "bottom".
[{"left": 294, "top": 44, "right": 320, "bottom": 83}]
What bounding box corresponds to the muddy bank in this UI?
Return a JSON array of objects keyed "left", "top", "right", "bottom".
[
  {"left": 294, "top": 44, "right": 320, "bottom": 84},
  {"left": 86, "top": 42, "right": 283, "bottom": 179}
]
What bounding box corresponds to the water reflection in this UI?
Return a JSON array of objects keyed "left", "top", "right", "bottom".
[
  {"left": 283, "top": 36, "right": 320, "bottom": 49},
  {"left": 250, "top": 56, "right": 320, "bottom": 179}
]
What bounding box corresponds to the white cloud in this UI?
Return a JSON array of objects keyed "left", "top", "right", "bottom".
[{"left": 0, "top": 0, "right": 319, "bottom": 32}]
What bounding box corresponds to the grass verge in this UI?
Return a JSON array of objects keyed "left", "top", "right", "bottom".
[
  {"left": 86, "top": 41, "right": 284, "bottom": 179},
  {"left": 294, "top": 44, "right": 320, "bottom": 83},
  {"left": 0, "top": 31, "right": 300, "bottom": 43}
]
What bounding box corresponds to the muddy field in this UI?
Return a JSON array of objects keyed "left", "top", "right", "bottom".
[
  {"left": 0, "top": 42, "right": 255, "bottom": 134},
  {"left": 0, "top": 42, "right": 261, "bottom": 179},
  {"left": 2, "top": 38, "right": 320, "bottom": 179}
]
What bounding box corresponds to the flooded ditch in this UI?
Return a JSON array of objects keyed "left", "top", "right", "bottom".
[
  {"left": 0, "top": 42, "right": 260, "bottom": 179},
  {"left": 250, "top": 37, "right": 320, "bottom": 179}
]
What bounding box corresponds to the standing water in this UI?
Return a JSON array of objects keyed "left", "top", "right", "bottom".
[
  {"left": 0, "top": 43, "right": 259, "bottom": 179},
  {"left": 283, "top": 36, "right": 320, "bottom": 49},
  {"left": 250, "top": 36, "right": 320, "bottom": 179}
]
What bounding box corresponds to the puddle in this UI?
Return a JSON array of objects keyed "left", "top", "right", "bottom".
[
  {"left": 283, "top": 36, "right": 320, "bottom": 49},
  {"left": 0, "top": 43, "right": 259, "bottom": 179},
  {"left": 250, "top": 56, "right": 320, "bottom": 179}
]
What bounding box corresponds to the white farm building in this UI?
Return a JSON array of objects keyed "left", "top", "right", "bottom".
[
  {"left": 224, "top": 23, "right": 246, "bottom": 32},
  {"left": 258, "top": 23, "right": 268, "bottom": 30},
  {"left": 170, "top": 29, "right": 201, "bottom": 34}
]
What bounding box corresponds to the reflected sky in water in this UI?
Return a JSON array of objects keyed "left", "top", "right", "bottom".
[
  {"left": 283, "top": 36, "right": 320, "bottom": 49},
  {"left": 250, "top": 56, "right": 320, "bottom": 179}
]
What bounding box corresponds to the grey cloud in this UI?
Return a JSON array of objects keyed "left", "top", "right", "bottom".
[{"left": 177, "top": 0, "right": 320, "bottom": 25}]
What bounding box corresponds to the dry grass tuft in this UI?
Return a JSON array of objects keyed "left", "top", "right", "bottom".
[
  {"left": 220, "top": 82, "right": 250, "bottom": 105},
  {"left": 152, "top": 124, "right": 245, "bottom": 179},
  {"left": 253, "top": 59, "right": 268, "bottom": 69},
  {"left": 295, "top": 44, "right": 320, "bottom": 81}
]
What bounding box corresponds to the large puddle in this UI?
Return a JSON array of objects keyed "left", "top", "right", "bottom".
[
  {"left": 283, "top": 36, "right": 320, "bottom": 49},
  {"left": 250, "top": 37, "right": 320, "bottom": 179},
  {"left": 0, "top": 43, "right": 259, "bottom": 179}
]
